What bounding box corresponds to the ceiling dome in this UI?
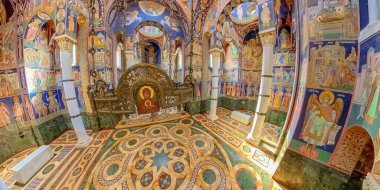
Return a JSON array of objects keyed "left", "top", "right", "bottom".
[{"left": 229, "top": 2, "right": 258, "bottom": 25}]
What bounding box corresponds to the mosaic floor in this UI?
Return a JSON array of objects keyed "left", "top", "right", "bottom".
[{"left": 1, "top": 108, "right": 275, "bottom": 190}]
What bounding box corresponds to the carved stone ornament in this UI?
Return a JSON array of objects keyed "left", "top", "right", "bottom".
[
  {"left": 56, "top": 37, "right": 75, "bottom": 52},
  {"left": 259, "top": 31, "right": 276, "bottom": 46}
]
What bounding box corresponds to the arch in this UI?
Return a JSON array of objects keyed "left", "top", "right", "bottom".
[
  {"left": 330, "top": 126, "right": 374, "bottom": 175},
  {"left": 106, "top": 0, "right": 189, "bottom": 35},
  {"left": 134, "top": 21, "right": 167, "bottom": 37}
]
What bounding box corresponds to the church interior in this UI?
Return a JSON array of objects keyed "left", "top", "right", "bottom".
[{"left": 0, "top": 0, "right": 379, "bottom": 189}]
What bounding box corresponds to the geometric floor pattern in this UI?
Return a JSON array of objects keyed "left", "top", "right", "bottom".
[{"left": 2, "top": 109, "right": 274, "bottom": 190}]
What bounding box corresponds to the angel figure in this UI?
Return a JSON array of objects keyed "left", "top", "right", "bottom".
[
  {"left": 300, "top": 91, "right": 343, "bottom": 156},
  {"left": 124, "top": 11, "right": 142, "bottom": 26}
]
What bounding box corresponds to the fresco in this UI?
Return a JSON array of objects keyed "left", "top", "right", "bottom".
[
  {"left": 229, "top": 2, "right": 258, "bottom": 25},
  {"left": 258, "top": 0, "right": 275, "bottom": 31},
  {"left": 203, "top": 0, "right": 230, "bottom": 34},
  {"left": 138, "top": 1, "right": 165, "bottom": 16},
  {"left": 290, "top": 88, "right": 352, "bottom": 163},
  {"left": 29, "top": 89, "right": 65, "bottom": 119},
  {"left": 139, "top": 26, "right": 164, "bottom": 38},
  {"left": 307, "top": 41, "right": 357, "bottom": 92},
  {"left": 112, "top": 3, "right": 184, "bottom": 39},
  {"left": 307, "top": 0, "right": 358, "bottom": 40},
  {"left": 346, "top": 32, "right": 380, "bottom": 139},
  {"left": 274, "top": 0, "right": 293, "bottom": 51},
  {"left": 0, "top": 69, "right": 19, "bottom": 97},
  {"left": 223, "top": 41, "right": 239, "bottom": 85},
  {"left": 0, "top": 97, "right": 14, "bottom": 128}
]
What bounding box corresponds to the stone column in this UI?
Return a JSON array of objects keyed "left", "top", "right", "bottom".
[
  {"left": 369, "top": 0, "right": 380, "bottom": 23},
  {"left": 247, "top": 31, "right": 276, "bottom": 145},
  {"left": 56, "top": 36, "right": 93, "bottom": 148},
  {"left": 0, "top": 177, "right": 7, "bottom": 190},
  {"left": 207, "top": 48, "right": 222, "bottom": 121}
]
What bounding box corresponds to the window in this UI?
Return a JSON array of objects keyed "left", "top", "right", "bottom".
[{"left": 116, "top": 44, "right": 122, "bottom": 70}]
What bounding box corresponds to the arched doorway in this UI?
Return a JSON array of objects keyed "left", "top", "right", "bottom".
[{"left": 330, "top": 126, "right": 374, "bottom": 177}]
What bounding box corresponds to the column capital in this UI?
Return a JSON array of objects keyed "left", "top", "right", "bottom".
[
  {"left": 209, "top": 48, "right": 223, "bottom": 55},
  {"left": 55, "top": 35, "right": 76, "bottom": 52},
  {"left": 259, "top": 31, "right": 276, "bottom": 46}
]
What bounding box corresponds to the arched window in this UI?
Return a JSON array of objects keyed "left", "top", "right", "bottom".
[
  {"left": 175, "top": 48, "right": 183, "bottom": 83},
  {"left": 116, "top": 43, "right": 122, "bottom": 70}
]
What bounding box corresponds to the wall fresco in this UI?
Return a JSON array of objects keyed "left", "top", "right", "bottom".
[
  {"left": 307, "top": 41, "right": 357, "bottom": 92},
  {"left": 290, "top": 88, "right": 352, "bottom": 164},
  {"left": 307, "top": 0, "right": 358, "bottom": 40},
  {"left": 258, "top": 0, "right": 275, "bottom": 31}
]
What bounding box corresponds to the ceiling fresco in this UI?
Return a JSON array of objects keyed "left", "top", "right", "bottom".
[
  {"left": 111, "top": 2, "right": 185, "bottom": 38},
  {"left": 229, "top": 2, "right": 257, "bottom": 25},
  {"left": 139, "top": 25, "right": 164, "bottom": 38},
  {"left": 107, "top": 0, "right": 189, "bottom": 35}
]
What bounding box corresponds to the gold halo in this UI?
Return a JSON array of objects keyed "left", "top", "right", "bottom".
[
  {"left": 139, "top": 86, "right": 154, "bottom": 99},
  {"left": 319, "top": 91, "right": 335, "bottom": 105}
]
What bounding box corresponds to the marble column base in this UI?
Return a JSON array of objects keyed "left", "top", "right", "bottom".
[
  {"left": 207, "top": 114, "right": 219, "bottom": 121},
  {"left": 76, "top": 136, "right": 93, "bottom": 149},
  {"left": 246, "top": 134, "right": 260, "bottom": 146}
]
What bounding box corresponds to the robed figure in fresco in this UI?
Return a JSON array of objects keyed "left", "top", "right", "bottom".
[
  {"left": 300, "top": 91, "right": 343, "bottom": 157},
  {"left": 364, "top": 71, "right": 380, "bottom": 125},
  {"left": 138, "top": 86, "right": 159, "bottom": 114},
  {"left": 0, "top": 102, "right": 11, "bottom": 128}
]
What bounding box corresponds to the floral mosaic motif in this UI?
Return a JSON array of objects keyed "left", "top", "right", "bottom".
[{"left": 86, "top": 120, "right": 266, "bottom": 189}]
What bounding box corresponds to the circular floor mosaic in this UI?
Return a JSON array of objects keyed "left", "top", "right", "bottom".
[{"left": 86, "top": 119, "right": 263, "bottom": 189}]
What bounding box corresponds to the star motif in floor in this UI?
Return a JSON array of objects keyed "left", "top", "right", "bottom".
[{"left": 150, "top": 150, "right": 172, "bottom": 171}]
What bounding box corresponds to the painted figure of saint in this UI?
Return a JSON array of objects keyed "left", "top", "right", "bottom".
[
  {"left": 222, "top": 82, "right": 227, "bottom": 96},
  {"left": 33, "top": 71, "right": 42, "bottom": 90},
  {"left": 78, "top": 87, "right": 84, "bottom": 107},
  {"left": 282, "top": 87, "right": 292, "bottom": 110},
  {"left": 300, "top": 91, "right": 343, "bottom": 156},
  {"left": 0, "top": 102, "right": 11, "bottom": 128},
  {"left": 26, "top": 19, "right": 42, "bottom": 42},
  {"left": 358, "top": 86, "right": 370, "bottom": 120},
  {"left": 24, "top": 95, "right": 35, "bottom": 120},
  {"left": 261, "top": 3, "right": 271, "bottom": 28},
  {"left": 273, "top": 89, "right": 283, "bottom": 109},
  {"left": 0, "top": 77, "right": 14, "bottom": 97},
  {"left": 68, "top": 11, "right": 75, "bottom": 33},
  {"left": 364, "top": 72, "right": 380, "bottom": 124},
  {"left": 13, "top": 96, "right": 24, "bottom": 122},
  {"left": 321, "top": 62, "right": 338, "bottom": 88},
  {"left": 279, "top": 27, "right": 291, "bottom": 49},
  {"left": 246, "top": 84, "right": 252, "bottom": 98},
  {"left": 47, "top": 90, "right": 59, "bottom": 113},
  {"left": 32, "top": 92, "right": 47, "bottom": 118},
  {"left": 231, "top": 83, "right": 236, "bottom": 97},
  {"left": 253, "top": 85, "right": 259, "bottom": 99},
  {"left": 138, "top": 87, "right": 159, "bottom": 114}
]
